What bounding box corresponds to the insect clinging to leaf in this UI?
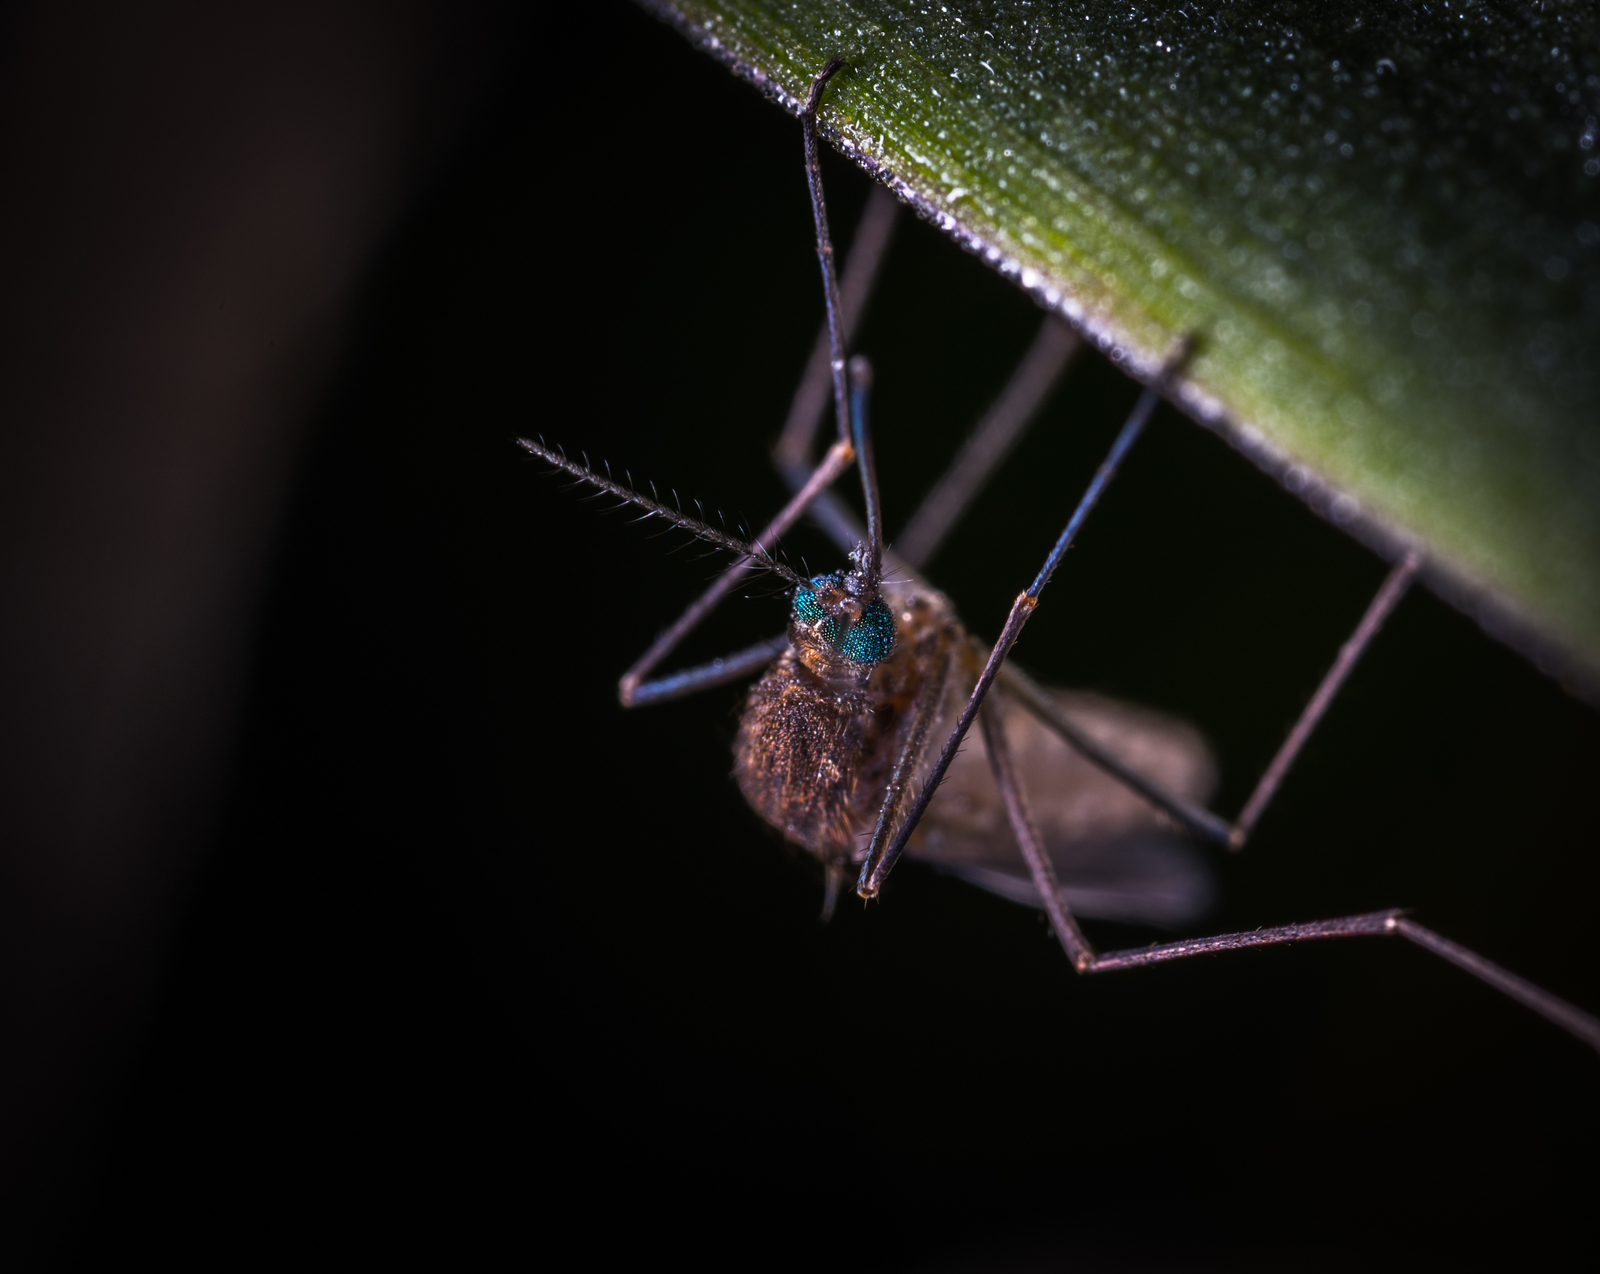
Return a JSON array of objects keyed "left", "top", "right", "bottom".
[{"left": 521, "top": 57, "right": 1600, "bottom": 1054}]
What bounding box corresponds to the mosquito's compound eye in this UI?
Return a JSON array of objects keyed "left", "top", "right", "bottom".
[
  {"left": 792, "top": 587, "right": 825, "bottom": 623},
  {"left": 791, "top": 575, "right": 893, "bottom": 665},
  {"left": 793, "top": 573, "right": 842, "bottom": 626},
  {"left": 791, "top": 586, "right": 842, "bottom": 645},
  {"left": 838, "top": 596, "right": 896, "bottom": 665}
]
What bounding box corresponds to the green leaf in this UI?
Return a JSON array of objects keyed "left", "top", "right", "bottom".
[{"left": 643, "top": 0, "right": 1600, "bottom": 697}]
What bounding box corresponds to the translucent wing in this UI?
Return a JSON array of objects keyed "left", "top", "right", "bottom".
[{"left": 905, "top": 685, "right": 1218, "bottom": 927}]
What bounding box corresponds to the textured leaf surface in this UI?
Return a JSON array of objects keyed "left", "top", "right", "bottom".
[{"left": 644, "top": 0, "right": 1600, "bottom": 694}]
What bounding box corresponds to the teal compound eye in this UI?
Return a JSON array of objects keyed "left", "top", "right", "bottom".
[
  {"left": 839, "top": 596, "right": 896, "bottom": 665},
  {"left": 791, "top": 585, "right": 842, "bottom": 646},
  {"left": 792, "top": 589, "right": 825, "bottom": 623},
  {"left": 792, "top": 574, "right": 841, "bottom": 625}
]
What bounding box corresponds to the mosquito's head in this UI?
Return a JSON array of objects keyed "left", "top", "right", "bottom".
[{"left": 789, "top": 564, "right": 896, "bottom": 673}]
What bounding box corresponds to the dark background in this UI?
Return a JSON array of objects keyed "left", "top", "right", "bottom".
[{"left": 7, "top": 2, "right": 1592, "bottom": 1265}]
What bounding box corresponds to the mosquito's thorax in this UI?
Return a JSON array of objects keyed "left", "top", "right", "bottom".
[{"left": 733, "top": 573, "right": 971, "bottom": 867}]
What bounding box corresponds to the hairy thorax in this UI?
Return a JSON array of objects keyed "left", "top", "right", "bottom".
[{"left": 733, "top": 577, "right": 973, "bottom": 866}]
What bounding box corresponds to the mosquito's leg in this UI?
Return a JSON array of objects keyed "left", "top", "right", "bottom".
[
  {"left": 800, "top": 56, "right": 852, "bottom": 452},
  {"left": 857, "top": 629, "right": 958, "bottom": 881},
  {"left": 893, "top": 317, "right": 1081, "bottom": 571},
  {"left": 978, "top": 696, "right": 1094, "bottom": 968},
  {"left": 980, "top": 689, "right": 1600, "bottom": 1050},
  {"left": 522, "top": 438, "right": 840, "bottom": 703},
  {"left": 996, "top": 661, "right": 1234, "bottom": 844},
  {"left": 583, "top": 51, "right": 893, "bottom": 713},
  {"left": 784, "top": 62, "right": 1078, "bottom": 568},
  {"left": 773, "top": 184, "right": 898, "bottom": 485},
  {"left": 857, "top": 346, "right": 1187, "bottom": 899},
  {"left": 837, "top": 344, "right": 961, "bottom": 878},
  {"left": 820, "top": 864, "right": 846, "bottom": 924},
  {"left": 1387, "top": 918, "right": 1600, "bottom": 1052},
  {"left": 844, "top": 338, "right": 957, "bottom": 875},
  {"left": 1086, "top": 912, "right": 1600, "bottom": 1054},
  {"left": 617, "top": 63, "right": 896, "bottom": 706},
  {"left": 992, "top": 548, "right": 1423, "bottom": 850},
  {"left": 776, "top": 61, "right": 900, "bottom": 559},
  {"left": 622, "top": 635, "right": 792, "bottom": 708},
  {"left": 616, "top": 353, "right": 888, "bottom": 708},
  {"left": 1226, "top": 549, "right": 1421, "bottom": 849},
  {"left": 617, "top": 440, "right": 854, "bottom": 706},
  {"left": 848, "top": 355, "right": 884, "bottom": 581}
]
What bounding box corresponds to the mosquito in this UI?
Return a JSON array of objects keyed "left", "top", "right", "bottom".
[{"left": 520, "top": 57, "right": 1600, "bottom": 1054}]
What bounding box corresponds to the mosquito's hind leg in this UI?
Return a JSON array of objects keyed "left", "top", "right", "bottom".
[
  {"left": 1089, "top": 915, "right": 1600, "bottom": 1053},
  {"left": 979, "top": 681, "right": 1600, "bottom": 1054}
]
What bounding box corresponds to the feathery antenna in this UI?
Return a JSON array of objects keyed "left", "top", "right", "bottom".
[{"left": 518, "top": 439, "right": 806, "bottom": 588}]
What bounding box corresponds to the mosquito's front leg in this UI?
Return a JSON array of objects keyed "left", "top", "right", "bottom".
[
  {"left": 621, "top": 635, "right": 793, "bottom": 708},
  {"left": 616, "top": 439, "right": 854, "bottom": 707},
  {"left": 520, "top": 437, "right": 851, "bottom": 706},
  {"left": 772, "top": 183, "right": 899, "bottom": 494},
  {"left": 614, "top": 60, "right": 900, "bottom": 709},
  {"left": 856, "top": 343, "right": 1186, "bottom": 899}
]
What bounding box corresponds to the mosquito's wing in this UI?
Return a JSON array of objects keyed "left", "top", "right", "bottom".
[{"left": 904, "top": 685, "right": 1219, "bottom": 927}]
